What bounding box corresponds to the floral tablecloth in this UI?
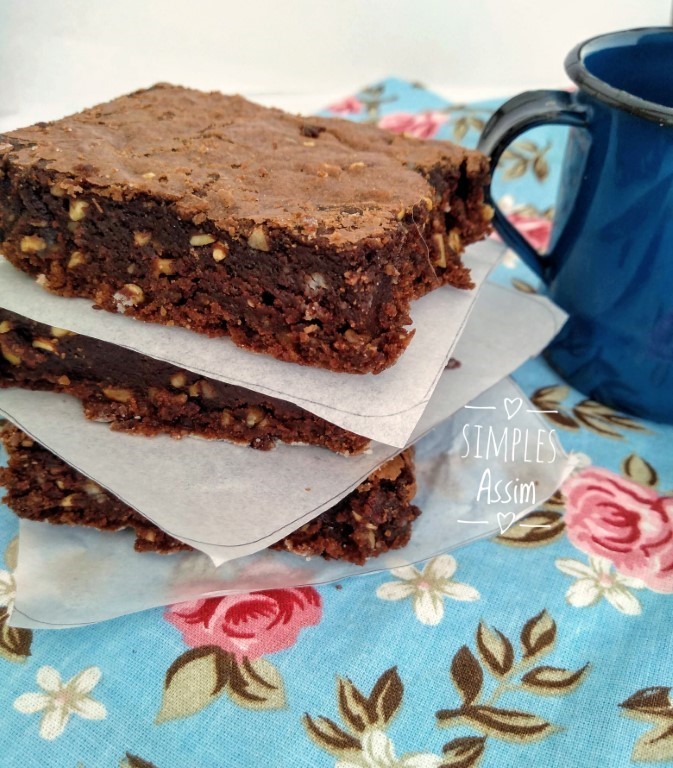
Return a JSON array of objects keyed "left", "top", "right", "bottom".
[{"left": 1, "top": 79, "right": 672, "bottom": 768}]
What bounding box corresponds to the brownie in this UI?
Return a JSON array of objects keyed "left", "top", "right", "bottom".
[
  {"left": 0, "top": 426, "right": 420, "bottom": 565},
  {"left": 0, "top": 84, "right": 491, "bottom": 374},
  {"left": 0, "top": 308, "right": 369, "bottom": 454}
]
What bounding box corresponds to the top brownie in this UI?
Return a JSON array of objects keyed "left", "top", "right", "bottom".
[{"left": 0, "top": 84, "right": 491, "bottom": 373}]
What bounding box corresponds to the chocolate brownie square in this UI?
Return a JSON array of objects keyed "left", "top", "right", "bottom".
[{"left": 0, "top": 84, "right": 491, "bottom": 373}]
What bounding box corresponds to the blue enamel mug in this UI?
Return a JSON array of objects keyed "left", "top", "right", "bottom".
[{"left": 478, "top": 28, "right": 673, "bottom": 423}]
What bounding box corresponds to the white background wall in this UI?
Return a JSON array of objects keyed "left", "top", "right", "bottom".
[{"left": 0, "top": 0, "right": 669, "bottom": 126}]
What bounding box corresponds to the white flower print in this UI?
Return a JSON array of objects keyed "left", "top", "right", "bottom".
[
  {"left": 556, "top": 556, "right": 645, "bottom": 615},
  {"left": 376, "top": 555, "right": 479, "bottom": 626},
  {"left": 14, "top": 666, "right": 106, "bottom": 740},
  {"left": 0, "top": 568, "right": 16, "bottom": 615},
  {"left": 336, "top": 728, "right": 442, "bottom": 768}
]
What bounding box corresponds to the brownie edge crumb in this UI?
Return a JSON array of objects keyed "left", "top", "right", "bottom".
[{"left": 0, "top": 425, "right": 421, "bottom": 565}]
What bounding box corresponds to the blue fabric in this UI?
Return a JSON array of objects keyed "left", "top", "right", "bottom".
[{"left": 1, "top": 78, "right": 672, "bottom": 768}]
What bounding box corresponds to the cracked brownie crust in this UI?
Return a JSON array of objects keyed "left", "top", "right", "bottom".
[
  {"left": 0, "top": 426, "right": 420, "bottom": 565},
  {"left": 0, "top": 308, "right": 369, "bottom": 454},
  {"left": 0, "top": 84, "right": 491, "bottom": 374}
]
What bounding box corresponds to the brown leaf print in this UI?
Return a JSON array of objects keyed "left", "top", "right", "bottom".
[
  {"left": 520, "top": 610, "right": 556, "bottom": 659},
  {"left": 530, "top": 386, "right": 579, "bottom": 431},
  {"left": 495, "top": 509, "right": 566, "bottom": 548},
  {"left": 620, "top": 685, "right": 673, "bottom": 762},
  {"left": 572, "top": 399, "right": 648, "bottom": 439},
  {"left": 451, "top": 646, "right": 483, "bottom": 705},
  {"left": 520, "top": 664, "right": 590, "bottom": 695},
  {"left": 305, "top": 667, "right": 403, "bottom": 758},
  {"left": 477, "top": 623, "right": 514, "bottom": 677},
  {"left": 511, "top": 278, "right": 538, "bottom": 294},
  {"left": 0, "top": 609, "right": 32, "bottom": 664},
  {"left": 304, "top": 714, "right": 361, "bottom": 755},
  {"left": 436, "top": 611, "right": 587, "bottom": 761},
  {"left": 121, "top": 755, "right": 160, "bottom": 768},
  {"left": 621, "top": 686, "right": 673, "bottom": 720},
  {"left": 457, "top": 705, "right": 558, "bottom": 743},
  {"left": 337, "top": 677, "right": 371, "bottom": 734},
  {"left": 621, "top": 454, "right": 659, "bottom": 489},
  {"left": 367, "top": 666, "right": 403, "bottom": 726},
  {"left": 440, "top": 735, "right": 486, "bottom": 768}
]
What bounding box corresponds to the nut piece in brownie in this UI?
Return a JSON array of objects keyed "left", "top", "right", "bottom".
[
  {"left": 0, "top": 84, "right": 492, "bottom": 374},
  {"left": 0, "top": 426, "right": 420, "bottom": 565},
  {"left": 0, "top": 308, "right": 368, "bottom": 454}
]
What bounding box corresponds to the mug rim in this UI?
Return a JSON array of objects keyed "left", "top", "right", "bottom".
[{"left": 565, "top": 27, "right": 673, "bottom": 126}]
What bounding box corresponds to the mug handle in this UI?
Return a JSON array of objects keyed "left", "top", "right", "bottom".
[{"left": 477, "top": 90, "right": 588, "bottom": 279}]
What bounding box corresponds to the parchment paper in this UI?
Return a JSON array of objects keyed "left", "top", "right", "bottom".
[
  {"left": 8, "top": 378, "right": 580, "bottom": 629},
  {"left": 0, "top": 283, "right": 566, "bottom": 564},
  {"left": 0, "top": 240, "right": 501, "bottom": 447}
]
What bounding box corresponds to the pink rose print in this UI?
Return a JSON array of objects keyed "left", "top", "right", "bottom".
[
  {"left": 378, "top": 111, "right": 447, "bottom": 139},
  {"left": 165, "top": 587, "right": 322, "bottom": 660},
  {"left": 494, "top": 214, "right": 552, "bottom": 253},
  {"left": 564, "top": 468, "right": 673, "bottom": 593},
  {"left": 327, "top": 96, "right": 363, "bottom": 115}
]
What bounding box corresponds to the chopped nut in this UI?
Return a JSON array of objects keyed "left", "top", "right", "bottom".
[
  {"left": 212, "top": 243, "right": 229, "bottom": 262},
  {"left": 0, "top": 321, "right": 12, "bottom": 334},
  {"left": 51, "top": 326, "right": 75, "bottom": 338},
  {"left": 57, "top": 375, "right": 71, "bottom": 386},
  {"left": 245, "top": 407, "right": 265, "bottom": 427},
  {"left": 83, "top": 480, "right": 103, "bottom": 496},
  {"left": 169, "top": 372, "right": 187, "bottom": 389},
  {"left": 302, "top": 140, "right": 315, "bottom": 147},
  {"left": 154, "top": 258, "right": 177, "bottom": 275},
  {"left": 432, "top": 233, "right": 447, "bottom": 268},
  {"left": 32, "top": 338, "right": 58, "bottom": 353},
  {"left": 49, "top": 184, "right": 66, "bottom": 197},
  {"left": 448, "top": 228, "right": 462, "bottom": 254},
  {"left": 20, "top": 235, "right": 46, "bottom": 253},
  {"left": 304, "top": 272, "right": 327, "bottom": 292},
  {"left": 20, "top": 437, "right": 34, "bottom": 448},
  {"left": 133, "top": 231, "right": 152, "bottom": 246},
  {"left": 482, "top": 203, "right": 495, "bottom": 222},
  {"left": 188, "top": 382, "right": 200, "bottom": 398},
  {"left": 348, "top": 161, "right": 366, "bottom": 171},
  {"left": 200, "top": 380, "right": 217, "bottom": 399},
  {"left": 102, "top": 386, "right": 134, "bottom": 403},
  {"left": 344, "top": 329, "right": 364, "bottom": 346},
  {"left": 69, "top": 199, "right": 89, "bottom": 221},
  {"left": 366, "top": 531, "right": 376, "bottom": 549},
  {"left": 321, "top": 163, "right": 342, "bottom": 177},
  {"left": 67, "top": 221, "right": 79, "bottom": 233},
  {"left": 60, "top": 494, "right": 77, "bottom": 508},
  {"left": 1, "top": 345, "right": 20, "bottom": 366},
  {"left": 190, "top": 233, "right": 215, "bottom": 246},
  {"left": 303, "top": 324, "right": 319, "bottom": 335},
  {"left": 396, "top": 207, "right": 406, "bottom": 220},
  {"left": 67, "top": 251, "right": 86, "bottom": 269},
  {"left": 220, "top": 410, "right": 233, "bottom": 427},
  {"left": 247, "top": 227, "right": 270, "bottom": 252},
  {"left": 142, "top": 172, "right": 156, "bottom": 179},
  {"left": 421, "top": 196, "right": 434, "bottom": 211},
  {"left": 56, "top": 480, "right": 65, "bottom": 490},
  {"left": 114, "top": 284, "right": 145, "bottom": 308},
  {"left": 127, "top": 264, "right": 137, "bottom": 275},
  {"left": 36, "top": 274, "right": 48, "bottom": 287}
]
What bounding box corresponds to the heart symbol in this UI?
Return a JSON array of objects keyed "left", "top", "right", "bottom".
[
  {"left": 497, "top": 512, "right": 516, "bottom": 535},
  {"left": 504, "top": 397, "right": 523, "bottom": 420}
]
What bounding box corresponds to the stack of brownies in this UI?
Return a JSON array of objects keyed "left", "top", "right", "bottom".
[{"left": 0, "top": 84, "right": 492, "bottom": 565}]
